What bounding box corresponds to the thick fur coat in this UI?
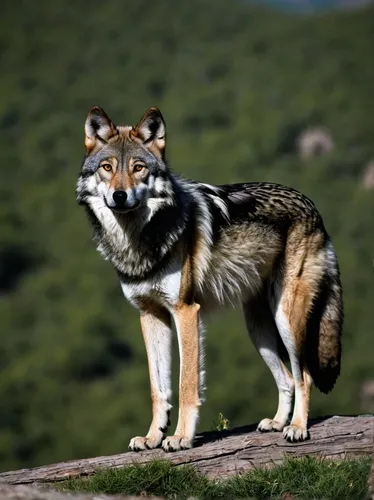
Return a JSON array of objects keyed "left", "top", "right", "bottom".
[{"left": 76, "top": 107, "right": 343, "bottom": 451}]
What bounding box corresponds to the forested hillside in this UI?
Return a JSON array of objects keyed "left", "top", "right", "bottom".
[
  {"left": 0, "top": 0, "right": 373, "bottom": 472},
  {"left": 259, "top": 0, "right": 372, "bottom": 12}
]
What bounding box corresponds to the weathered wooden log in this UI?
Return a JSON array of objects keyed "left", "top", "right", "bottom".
[{"left": 0, "top": 415, "right": 371, "bottom": 484}]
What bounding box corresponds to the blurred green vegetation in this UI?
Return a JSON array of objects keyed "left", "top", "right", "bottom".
[{"left": 0, "top": 0, "right": 373, "bottom": 472}]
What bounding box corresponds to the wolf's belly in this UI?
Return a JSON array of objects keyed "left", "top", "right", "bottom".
[{"left": 196, "top": 259, "right": 266, "bottom": 309}]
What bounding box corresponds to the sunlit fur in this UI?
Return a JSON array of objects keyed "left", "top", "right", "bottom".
[{"left": 77, "top": 106, "right": 343, "bottom": 451}]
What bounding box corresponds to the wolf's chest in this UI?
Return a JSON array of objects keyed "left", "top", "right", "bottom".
[{"left": 119, "top": 263, "right": 183, "bottom": 311}]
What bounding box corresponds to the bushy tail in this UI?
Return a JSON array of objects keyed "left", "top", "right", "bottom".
[{"left": 305, "top": 243, "right": 344, "bottom": 394}]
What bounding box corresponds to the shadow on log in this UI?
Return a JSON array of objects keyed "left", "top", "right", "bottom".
[{"left": 0, "top": 415, "right": 372, "bottom": 485}]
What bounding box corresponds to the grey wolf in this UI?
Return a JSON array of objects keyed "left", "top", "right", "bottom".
[{"left": 76, "top": 106, "right": 343, "bottom": 451}]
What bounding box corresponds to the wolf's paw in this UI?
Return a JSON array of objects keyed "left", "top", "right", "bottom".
[
  {"left": 257, "top": 418, "right": 285, "bottom": 432},
  {"left": 162, "top": 435, "right": 193, "bottom": 452},
  {"left": 283, "top": 424, "right": 309, "bottom": 442},
  {"left": 129, "top": 434, "right": 163, "bottom": 451}
]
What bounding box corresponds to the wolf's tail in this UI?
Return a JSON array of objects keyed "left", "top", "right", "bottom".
[{"left": 305, "top": 240, "right": 344, "bottom": 394}]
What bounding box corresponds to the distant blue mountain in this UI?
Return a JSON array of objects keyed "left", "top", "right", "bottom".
[{"left": 251, "top": 0, "right": 372, "bottom": 12}]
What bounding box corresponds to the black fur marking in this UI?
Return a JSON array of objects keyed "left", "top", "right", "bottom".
[
  {"left": 297, "top": 263, "right": 304, "bottom": 278},
  {"left": 96, "top": 133, "right": 109, "bottom": 144},
  {"left": 223, "top": 182, "right": 323, "bottom": 234},
  {"left": 90, "top": 117, "right": 102, "bottom": 134},
  {"left": 76, "top": 190, "right": 92, "bottom": 205},
  {"left": 144, "top": 116, "right": 162, "bottom": 143},
  {"left": 143, "top": 204, "right": 184, "bottom": 247},
  {"left": 117, "top": 247, "right": 174, "bottom": 283},
  {"left": 202, "top": 195, "right": 229, "bottom": 244}
]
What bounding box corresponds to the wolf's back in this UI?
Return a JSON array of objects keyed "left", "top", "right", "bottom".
[{"left": 305, "top": 241, "right": 343, "bottom": 394}]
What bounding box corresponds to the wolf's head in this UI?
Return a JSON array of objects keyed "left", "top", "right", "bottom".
[{"left": 76, "top": 107, "right": 174, "bottom": 213}]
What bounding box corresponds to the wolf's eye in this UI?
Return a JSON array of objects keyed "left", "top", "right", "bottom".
[
  {"left": 102, "top": 163, "right": 112, "bottom": 172},
  {"left": 134, "top": 164, "right": 145, "bottom": 173}
]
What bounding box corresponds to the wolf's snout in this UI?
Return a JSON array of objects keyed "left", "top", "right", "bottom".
[{"left": 113, "top": 190, "right": 127, "bottom": 207}]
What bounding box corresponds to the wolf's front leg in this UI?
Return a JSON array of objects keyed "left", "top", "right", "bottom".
[
  {"left": 129, "top": 307, "right": 172, "bottom": 451},
  {"left": 162, "top": 303, "right": 202, "bottom": 452}
]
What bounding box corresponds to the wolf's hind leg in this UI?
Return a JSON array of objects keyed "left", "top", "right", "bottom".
[
  {"left": 274, "top": 301, "right": 312, "bottom": 442},
  {"left": 129, "top": 306, "right": 172, "bottom": 451},
  {"left": 244, "top": 295, "right": 294, "bottom": 432},
  {"left": 272, "top": 238, "right": 324, "bottom": 442}
]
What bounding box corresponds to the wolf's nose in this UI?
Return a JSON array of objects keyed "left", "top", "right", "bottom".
[{"left": 112, "top": 190, "right": 127, "bottom": 206}]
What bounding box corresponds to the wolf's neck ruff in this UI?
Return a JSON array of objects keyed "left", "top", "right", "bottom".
[{"left": 85, "top": 176, "right": 192, "bottom": 280}]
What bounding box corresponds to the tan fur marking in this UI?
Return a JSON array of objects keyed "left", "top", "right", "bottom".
[
  {"left": 283, "top": 277, "right": 311, "bottom": 351},
  {"left": 173, "top": 302, "right": 201, "bottom": 437},
  {"left": 174, "top": 303, "right": 200, "bottom": 407},
  {"left": 128, "top": 157, "right": 136, "bottom": 170},
  {"left": 148, "top": 143, "right": 164, "bottom": 159},
  {"left": 289, "top": 371, "right": 312, "bottom": 429},
  {"left": 278, "top": 229, "right": 326, "bottom": 439},
  {"left": 110, "top": 170, "right": 135, "bottom": 191},
  {"left": 282, "top": 230, "right": 325, "bottom": 351},
  {"left": 129, "top": 129, "right": 139, "bottom": 141},
  {"left": 165, "top": 242, "right": 200, "bottom": 441},
  {"left": 178, "top": 248, "right": 194, "bottom": 305},
  {"left": 191, "top": 220, "right": 213, "bottom": 293},
  {"left": 84, "top": 136, "right": 95, "bottom": 153}
]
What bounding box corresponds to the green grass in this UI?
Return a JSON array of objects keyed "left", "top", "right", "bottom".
[{"left": 58, "top": 456, "right": 370, "bottom": 499}]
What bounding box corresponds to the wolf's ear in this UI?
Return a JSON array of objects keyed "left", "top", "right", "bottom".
[
  {"left": 85, "top": 106, "right": 118, "bottom": 153},
  {"left": 132, "top": 108, "right": 166, "bottom": 159}
]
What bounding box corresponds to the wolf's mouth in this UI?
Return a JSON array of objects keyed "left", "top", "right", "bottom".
[{"left": 106, "top": 200, "right": 141, "bottom": 213}]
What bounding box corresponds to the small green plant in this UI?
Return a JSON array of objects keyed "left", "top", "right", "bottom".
[{"left": 211, "top": 412, "right": 230, "bottom": 431}]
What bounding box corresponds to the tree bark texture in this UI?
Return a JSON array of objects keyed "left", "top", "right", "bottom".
[{"left": 0, "top": 416, "right": 371, "bottom": 485}]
